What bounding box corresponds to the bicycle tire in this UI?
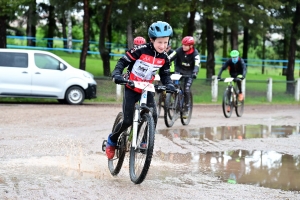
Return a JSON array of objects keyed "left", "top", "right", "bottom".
[
  {"left": 164, "top": 93, "right": 179, "bottom": 127},
  {"left": 129, "top": 113, "right": 155, "bottom": 184},
  {"left": 222, "top": 89, "right": 233, "bottom": 118},
  {"left": 108, "top": 112, "right": 127, "bottom": 176},
  {"left": 235, "top": 96, "right": 244, "bottom": 117},
  {"left": 181, "top": 92, "right": 193, "bottom": 125},
  {"left": 155, "top": 91, "right": 165, "bottom": 117}
]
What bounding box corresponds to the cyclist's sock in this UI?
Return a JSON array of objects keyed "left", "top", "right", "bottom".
[{"left": 107, "top": 134, "right": 117, "bottom": 146}]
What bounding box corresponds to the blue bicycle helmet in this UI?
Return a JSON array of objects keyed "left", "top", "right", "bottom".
[{"left": 148, "top": 21, "right": 173, "bottom": 38}]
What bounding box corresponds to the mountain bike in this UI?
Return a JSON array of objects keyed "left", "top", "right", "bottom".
[
  {"left": 102, "top": 80, "right": 166, "bottom": 184},
  {"left": 219, "top": 77, "right": 244, "bottom": 118},
  {"left": 164, "top": 74, "right": 193, "bottom": 127}
]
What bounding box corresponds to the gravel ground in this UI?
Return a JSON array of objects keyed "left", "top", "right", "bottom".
[{"left": 0, "top": 103, "right": 299, "bottom": 199}]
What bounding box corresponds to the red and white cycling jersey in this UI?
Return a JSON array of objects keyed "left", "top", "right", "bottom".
[{"left": 112, "top": 43, "right": 172, "bottom": 93}]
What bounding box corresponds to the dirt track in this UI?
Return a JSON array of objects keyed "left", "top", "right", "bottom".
[{"left": 0, "top": 103, "right": 299, "bottom": 199}]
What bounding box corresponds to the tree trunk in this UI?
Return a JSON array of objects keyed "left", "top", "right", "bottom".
[
  {"left": 261, "top": 35, "right": 266, "bottom": 74},
  {"left": 79, "top": 0, "right": 90, "bottom": 71},
  {"left": 188, "top": 0, "right": 197, "bottom": 36},
  {"left": 61, "top": 13, "right": 67, "bottom": 49},
  {"left": 98, "top": 0, "right": 113, "bottom": 77},
  {"left": 222, "top": 26, "right": 228, "bottom": 59},
  {"left": 0, "top": 13, "right": 7, "bottom": 48},
  {"left": 67, "top": 10, "right": 72, "bottom": 52},
  {"left": 206, "top": 17, "right": 215, "bottom": 79},
  {"left": 200, "top": 21, "right": 206, "bottom": 69},
  {"left": 26, "top": 0, "right": 36, "bottom": 47},
  {"left": 286, "top": 3, "right": 300, "bottom": 94},
  {"left": 230, "top": 25, "right": 238, "bottom": 50},
  {"left": 242, "top": 27, "right": 249, "bottom": 65},
  {"left": 47, "top": 5, "right": 56, "bottom": 48},
  {"left": 282, "top": 35, "right": 288, "bottom": 76},
  {"left": 127, "top": 18, "right": 133, "bottom": 49}
]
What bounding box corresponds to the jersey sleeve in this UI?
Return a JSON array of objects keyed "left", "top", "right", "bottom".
[{"left": 111, "top": 48, "right": 140, "bottom": 77}]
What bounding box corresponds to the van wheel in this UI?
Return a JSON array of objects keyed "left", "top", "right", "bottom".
[{"left": 65, "top": 86, "right": 85, "bottom": 105}]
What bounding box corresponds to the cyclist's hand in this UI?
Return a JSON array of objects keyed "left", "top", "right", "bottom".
[
  {"left": 237, "top": 75, "right": 244, "bottom": 80},
  {"left": 217, "top": 76, "right": 221, "bottom": 80},
  {"left": 192, "top": 73, "right": 197, "bottom": 79},
  {"left": 113, "top": 75, "right": 125, "bottom": 84},
  {"left": 166, "top": 84, "right": 176, "bottom": 93}
]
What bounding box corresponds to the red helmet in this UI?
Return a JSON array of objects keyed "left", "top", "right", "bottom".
[
  {"left": 133, "top": 36, "right": 146, "bottom": 46},
  {"left": 181, "top": 36, "right": 195, "bottom": 45}
]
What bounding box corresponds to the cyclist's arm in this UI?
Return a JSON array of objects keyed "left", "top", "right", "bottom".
[
  {"left": 240, "top": 59, "right": 247, "bottom": 78},
  {"left": 217, "top": 60, "right": 229, "bottom": 77},
  {"left": 193, "top": 53, "right": 200, "bottom": 75},
  {"left": 112, "top": 49, "right": 140, "bottom": 77},
  {"left": 168, "top": 48, "right": 179, "bottom": 62}
]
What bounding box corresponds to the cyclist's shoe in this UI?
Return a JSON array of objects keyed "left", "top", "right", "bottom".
[
  {"left": 105, "top": 134, "right": 117, "bottom": 160},
  {"left": 238, "top": 93, "right": 244, "bottom": 101},
  {"left": 227, "top": 106, "right": 231, "bottom": 112},
  {"left": 182, "top": 112, "right": 188, "bottom": 119},
  {"left": 140, "top": 142, "right": 147, "bottom": 154}
]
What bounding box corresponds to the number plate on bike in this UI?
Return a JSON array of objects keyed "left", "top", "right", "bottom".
[
  {"left": 224, "top": 78, "right": 234, "bottom": 82},
  {"left": 133, "top": 81, "right": 155, "bottom": 92}
]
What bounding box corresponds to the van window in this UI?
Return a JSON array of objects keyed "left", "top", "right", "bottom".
[
  {"left": 0, "top": 52, "right": 28, "bottom": 68},
  {"left": 34, "top": 53, "right": 60, "bottom": 70}
]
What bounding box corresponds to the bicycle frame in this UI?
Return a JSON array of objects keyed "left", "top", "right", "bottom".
[{"left": 131, "top": 81, "right": 155, "bottom": 149}]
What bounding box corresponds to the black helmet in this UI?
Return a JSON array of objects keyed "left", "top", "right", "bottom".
[{"left": 148, "top": 21, "right": 173, "bottom": 38}]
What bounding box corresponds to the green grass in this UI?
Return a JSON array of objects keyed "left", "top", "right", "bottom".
[{"left": 1, "top": 50, "right": 299, "bottom": 105}]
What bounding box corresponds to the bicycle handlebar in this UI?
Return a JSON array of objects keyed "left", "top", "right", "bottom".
[{"left": 218, "top": 77, "right": 242, "bottom": 82}]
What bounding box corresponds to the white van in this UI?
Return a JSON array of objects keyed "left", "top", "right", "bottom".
[{"left": 0, "top": 49, "right": 97, "bottom": 105}]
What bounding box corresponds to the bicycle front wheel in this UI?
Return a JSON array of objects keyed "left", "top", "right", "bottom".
[
  {"left": 108, "top": 112, "right": 127, "bottom": 176},
  {"left": 181, "top": 92, "right": 193, "bottom": 125},
  {"left": 164, "top": 93, "right": 179, "bottom": 127},
  {"left": 129, "top": 113, "right": 155, "bottom": 184},
  {"left": 235, "top": 96, "right": 244, "bottom": 117},
  {"left": 222, "top": 90, "right": 233, "bottom": 118}
]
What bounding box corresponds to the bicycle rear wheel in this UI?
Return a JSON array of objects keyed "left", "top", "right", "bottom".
[
  {"left": 222, "top": 90, "right": 233, "bottom": 118},
  {"left": 235, "top": 97, "right": 244, "bottom": 117},
  {"left": 129, "top": 113, "right": 155, "bottom": 184},
  {"left": 181, "top": 92, "right": 193, "bottom": 125},
  {"left": 164, "top": 93, "right": 179, "bottom": 127},
  {"left": 108, "top": 112, "right": 127, "bottom": 176}
]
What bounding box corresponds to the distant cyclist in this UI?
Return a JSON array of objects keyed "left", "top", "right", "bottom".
[
  {"left": 105, "top": 21, "right": 176, "bottom": 159},
  {"left": 217, "top": 50, "right": 246, "bottom": 101},
  {"left": 168, "top": 36, "right": 200, "bottom": 118},
  {"left": 133, "top": 36, "right": 146, "bottom": 47}
]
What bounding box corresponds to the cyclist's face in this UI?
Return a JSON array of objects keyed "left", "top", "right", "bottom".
[
  {"left": 182, "top": 44, "right": 191, "bottom": 51},
  {"left": 152, "top": 37, "right": 169, "bottom": 53}
]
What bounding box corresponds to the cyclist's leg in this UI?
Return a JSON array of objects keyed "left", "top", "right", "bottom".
[
  {"left": 110, "top": 87, "right": 140, "bottom": 143},
  {"left": 236, "top": 78, "right": 243, "bottom": 101},
  {"left": 147, "top": 91, "right": 157, "bottom": 128},
  {"left": 183, "top": 77, "right": 193, "bottom": 110}
]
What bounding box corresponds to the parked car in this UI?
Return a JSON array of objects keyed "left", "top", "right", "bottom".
[{"left": 0, "top": 49, "right": 97, "bottom": 105}]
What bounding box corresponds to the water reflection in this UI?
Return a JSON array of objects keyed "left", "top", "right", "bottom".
[
  {"left": 156, "top": 125, "right": 300, "bottom": 190},
  {"left": 158, "top": 124, "right": 299, "bottom": 141},
  {"left": 156, "top": 150, "right": 300, "bottom": 191}
]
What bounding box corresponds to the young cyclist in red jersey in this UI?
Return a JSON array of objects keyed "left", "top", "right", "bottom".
[{"left": 105, "top": 21, "right": 176, "bottom": 159}]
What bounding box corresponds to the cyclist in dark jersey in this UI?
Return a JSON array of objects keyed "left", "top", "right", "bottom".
[
  {"left": 168, "top": 36, "right": 200, "bottom": 118},
  {"left": 217, "top": 50, "right": 246, "bottom": 101},
  {"left": 105, "top": 21, "right": 176, "bottom": 159}
]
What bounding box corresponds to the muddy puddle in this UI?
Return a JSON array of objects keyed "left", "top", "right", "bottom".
[
  {"left": 158, "top": 124, "right": 299, "bottom": 141},
  {"left": 153, "top": 124, "right": 300, "bottom": 191}
]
